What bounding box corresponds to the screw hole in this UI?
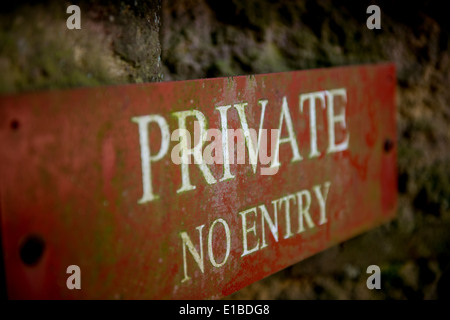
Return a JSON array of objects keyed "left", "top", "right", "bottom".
[
  {"left": 384, "top": 139, "right": 394, "bottom": 153},
  {"left": 10, "top": 119, "right": 20, "bottom": 130},
  {"left": 19, "top": 235, "right": 45, "bottom": 266}
]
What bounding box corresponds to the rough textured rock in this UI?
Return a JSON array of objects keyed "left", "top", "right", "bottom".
[{"left": 0, "top": 0, "right": 162, "bottom": 94}]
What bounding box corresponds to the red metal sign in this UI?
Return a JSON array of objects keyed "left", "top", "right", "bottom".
[{"left": 0, "top": 63, "right": 397, "bottom": 299}]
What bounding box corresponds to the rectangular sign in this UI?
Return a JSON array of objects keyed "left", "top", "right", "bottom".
[{"left": 0, "top": 63, "right": 397, "bottom": 299}]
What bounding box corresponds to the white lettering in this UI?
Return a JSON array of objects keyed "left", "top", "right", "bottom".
[
  {"left": 208, "top": 218, "right": 231, "bottom": 268},
  {"left": 180, "top": 225, "right": 205, "bottom": 283},
  {"left": 172, "top": 110, "right": 217, "bottom": 193},
  {"left": 132, "top": 115, "right": 170, "bottom": 204},
  {"left": 271, "top": 96, "right": 302, "bottom": 168},
  {"left": 239, "top": 207, "right": 260, "bottom": 256},
  {"left": 326, "top": 89, "right": 349, "bottom": 153},
  {"left": 259, "top": 203, "right": 279, "bottom": 249}
]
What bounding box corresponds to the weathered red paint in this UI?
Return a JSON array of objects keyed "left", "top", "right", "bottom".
[{"left": 0, "top": 63, "right": 397, "bottom": 299}]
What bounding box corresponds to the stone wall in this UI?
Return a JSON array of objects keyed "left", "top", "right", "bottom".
[{"left": 0, "top": 0, "right": 162, "bottom": 93}]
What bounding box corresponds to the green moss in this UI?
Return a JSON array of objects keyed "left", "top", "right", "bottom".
[
  {"left": 0, "top": 0, "right": 161, "bottom": 94},
  {"left": 254, "top": 42, "right": 290, "bottom": 73}
]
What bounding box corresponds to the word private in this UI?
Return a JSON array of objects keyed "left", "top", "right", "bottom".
[{"left": 132, "top": 88, "right": 349, "bottom": 203}]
